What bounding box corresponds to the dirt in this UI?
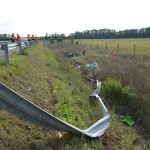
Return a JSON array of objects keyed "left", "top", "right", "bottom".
[{"left": 101, "top": 130, "right": 122, "bottom": 150}]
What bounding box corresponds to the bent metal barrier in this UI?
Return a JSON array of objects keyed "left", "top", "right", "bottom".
[{"left": 0, "top": 80, "right": 110, "bottom": 138}]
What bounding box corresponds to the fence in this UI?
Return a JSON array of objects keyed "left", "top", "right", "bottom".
[
  {"left": 80, "top": 42, "right": 137, "bottom": 55},
  {"left": 0, "top": 41, "right": 35, "bottom": 65},
  {"left": 75, "top": 40, "right": 150, "bottom": 57}
]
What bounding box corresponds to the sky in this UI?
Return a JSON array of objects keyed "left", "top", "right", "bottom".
[{"left": 0, "top": 0, "right": 150, "bottom": 37}]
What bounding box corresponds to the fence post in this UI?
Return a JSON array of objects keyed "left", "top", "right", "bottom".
[
  {"left": 18, "top": 42, "right": 22, "bottom": 55},
  {"left": 117, "top": 44, "right": 119, "bottom": 52},
  {"left": 105, "top": 43, "right": 107, "bottom": 53},
  {"left": 97, "top": 43, "right": 98, "bottom": 50},
  {"left": 134, "top": 44, "right": 135, "bottom": 55},
  {"left": 85, "top": 42, "right": 86, "bottom": 47},
  {"left": 90, "top": 43, "right": 91, "bottom": 49},
  {"left": 4, "top": 44, "right": 10, "bottom": 66}
]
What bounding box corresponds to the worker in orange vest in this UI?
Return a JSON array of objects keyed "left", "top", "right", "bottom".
[
  {"left": 16, "top": 33, "right": 21, "bottom": 42},
  {"left": 34, "top": 35, "right": 38, "bottom": 44},
  {"left": 11, "top": 33, "right": 16, "bottom": 42},
  {"left": 111, "top": 51, "right": 115, "bottom": 61}
]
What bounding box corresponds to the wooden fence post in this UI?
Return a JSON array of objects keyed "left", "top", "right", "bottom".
[
  {"left": 133, "top": 44, "right": 136, "bottom": 85},
  {"left": 134, "top": 44, "right": 135, "bottom": 55},
  {"left": 105, "top": 43, "right": 107, "bottom": 53},
  {"left": 117, "top": 44, "right": 119, "bottom": 52},
  {"left": 90, "top": 43, "right": 91, "bottom": 49},
  {"left": 97, "top": 43, "right": 98, "bottom": 50}
]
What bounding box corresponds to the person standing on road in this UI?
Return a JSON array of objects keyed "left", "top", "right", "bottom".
[
  {"left": 27, "top": 34, "right": 31, "bottom": 45},
  {"left": 11, "top": 33, "right": 16, "bottom": 42},
  {"left": 27, "top": 34, "right": 31, "bottom": 41},
  {"left": 16, "top": 33, "right": 21, "bottom": 42},
  {"left": 34, "top": 35, "right": 38, "bottom": 44},
  {"left": 31, "top": 35, "right": 35, "bottom": 44}
]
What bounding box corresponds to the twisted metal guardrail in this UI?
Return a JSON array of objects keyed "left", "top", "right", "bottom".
[{"left": 0, "top": 80, "right": 110, "bottom": 138}]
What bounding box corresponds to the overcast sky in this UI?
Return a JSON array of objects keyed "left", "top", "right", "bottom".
[{"left": 0, "top": 0, "right": 149, "bottom": 37}]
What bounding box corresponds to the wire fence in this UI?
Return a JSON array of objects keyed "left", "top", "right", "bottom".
[{"left": 75, "top": 41, "right": 150, "bottom": 57}]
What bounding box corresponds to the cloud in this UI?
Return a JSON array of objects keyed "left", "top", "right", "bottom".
[
  {"left": 0, "top": 0, "right": 150, "bottom": 36},
  {"left": 0, "top": 19, "right": 15, "bottom": 33}
]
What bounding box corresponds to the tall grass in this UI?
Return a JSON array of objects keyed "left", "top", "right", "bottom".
[
  {"left": 101, "top": 78, "right": 134, "bottom": 106},
  {"left": 79, "top": 39, "right": 150, "bottom": 128}
]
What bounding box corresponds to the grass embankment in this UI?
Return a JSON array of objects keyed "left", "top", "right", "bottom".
[{"left": 0, "top": 42, "right": 149, "bottom": 149}]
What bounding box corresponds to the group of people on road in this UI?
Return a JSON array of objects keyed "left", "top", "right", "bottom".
[
  {"left": 11, "top": 33, "right": 21, "bottom": 42},
  {"left": 11, "top": 33, "right": 38, "bottom": 44},
  {"left": 27, "top": 34, "right": 38, "bottom": 44}
]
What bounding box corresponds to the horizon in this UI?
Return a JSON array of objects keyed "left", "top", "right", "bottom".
[{"left": 1, "top": 26, "right": 149, "bottom": 38}]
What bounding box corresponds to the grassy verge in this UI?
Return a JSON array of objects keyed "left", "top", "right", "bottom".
[{"left": 0, "top": 42, "right": 149, "bottom": 149}]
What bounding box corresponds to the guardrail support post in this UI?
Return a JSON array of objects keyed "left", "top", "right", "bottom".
[
  {"left": 18, "top": 42, "right": 22, "bottom": 55},
  {"left": 4, "top": 44, "right": 10, "bottom": 66},
  {"left": 29, "top": 41, "right": 32, "bottom": 46},
  {"left": 25, "top": 42, "right": 28, "bottom": 50}
]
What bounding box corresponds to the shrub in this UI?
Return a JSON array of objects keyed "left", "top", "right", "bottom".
[
  {"left": 102, "top": 78, "right": 133, "bottom": 106},
  {"left": 22, "top": 49, "right": 28, "bottom": 56},
  {"left": 120, "top": 86, "right": 134, "bottom": 106}
]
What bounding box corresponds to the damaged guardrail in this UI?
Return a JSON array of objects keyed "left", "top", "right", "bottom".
[
  {"left": 0, "top": 80, "right": 110, "bottom": 138},
  {"left": 82, "top": 62, "right": 99, "bottom": 80}
]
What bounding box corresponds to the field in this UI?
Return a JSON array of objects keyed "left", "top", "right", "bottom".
[
  {"left": 75, "top": 38, "right": 150, "bottom": 121},
  {"left": 76, "top": 38, "right": 150, "bottom": 139},
  {"left": 0, "top": 40, "right": 149, "bottom": 149},
  {"left": 75, "top": 38, "right": 150, "bottom": 56}
]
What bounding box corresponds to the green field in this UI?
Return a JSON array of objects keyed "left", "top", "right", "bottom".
[{"left": 76, "top": 38, "right": 150, "bottom": 56}]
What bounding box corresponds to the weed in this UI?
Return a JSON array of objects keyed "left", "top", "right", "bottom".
[{"left": 101, "top": 78, "right": 133, "bottom": 106}]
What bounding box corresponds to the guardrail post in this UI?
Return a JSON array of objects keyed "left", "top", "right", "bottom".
[
  {"left": 29, "top": 41, "right": 32, "bottom": 46},
  {"left": 32, "top": 40, "right": 34, "bottom": 45},
  {"left": 4, "top": 44, "right": 10, "bottom": 65},
  {"left": 25, "top": 42, "right": 28, "bottom": 50},
  {"left": 18, "top": 42, "right": 22, "bottom": 55}
]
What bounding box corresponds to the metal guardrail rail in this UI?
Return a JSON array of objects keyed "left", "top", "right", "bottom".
[
  {"left": 0, "top": 41, "right": 34, "bottom": 65},
  {"left": 0, "top": 80, "right": 110, "bottom": 138}
]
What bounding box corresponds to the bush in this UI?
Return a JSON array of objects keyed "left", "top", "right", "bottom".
[
  {"left": 22, "top": 49, "right": 28, "bottom": 56},
  {"left": 120, "top": 86, "right": 134, "bottom": 106},
  {"left": 102, "top": 78, "right": 133, "bottom": 106}
]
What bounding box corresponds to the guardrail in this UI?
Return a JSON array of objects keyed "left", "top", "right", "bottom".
[
  {"left": 0, "top": 41, "right": 35, "bottom": 65},
  {"left": 0, "top": 80, "right": 110, "bottom": 138}
]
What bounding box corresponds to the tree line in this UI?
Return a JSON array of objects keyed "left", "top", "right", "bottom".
[
  {"left": 40, "top": 26, "right": 150, "bottom": 41},
  {"left": 70, "top": 27, "right": 150, "bottom": 39}
]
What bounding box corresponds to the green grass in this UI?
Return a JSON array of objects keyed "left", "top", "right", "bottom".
[
  {"left": 75, "top": 38, "right": 150, "bottom": 123},
  {"left": 0, "top": 41, "right": 149, "bottom": 149}
]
